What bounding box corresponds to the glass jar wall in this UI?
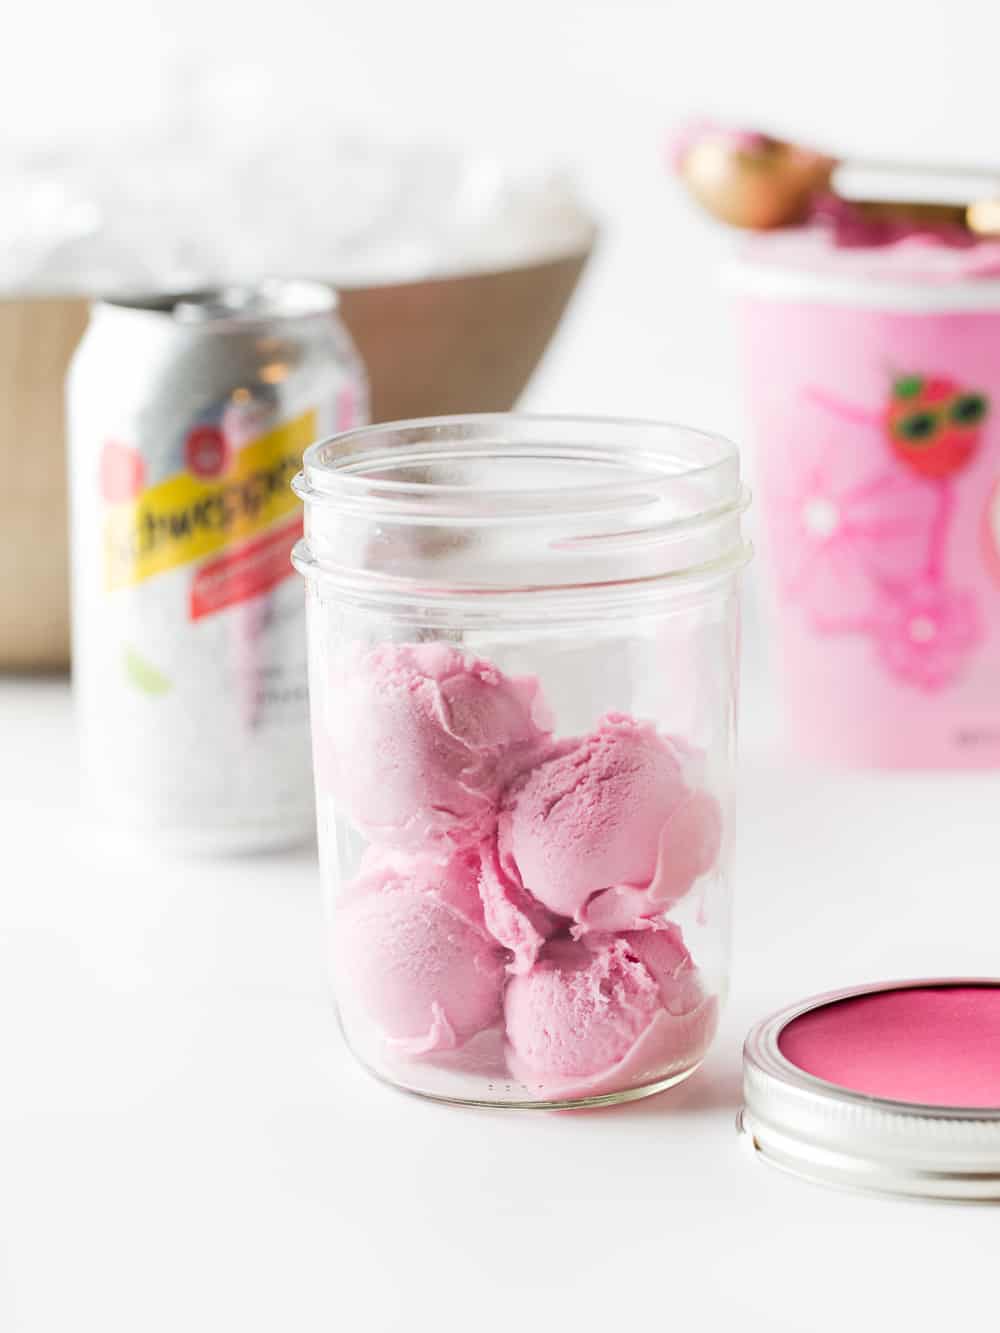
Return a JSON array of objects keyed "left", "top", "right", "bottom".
[{"left": 293, "top": 415, "right": 750, "bottom": 1107}]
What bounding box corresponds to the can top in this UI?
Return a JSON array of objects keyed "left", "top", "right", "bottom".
[
  {"left": 100, "top": 279, "right": 337, "bottom": 326},
  {"left": 741, "top": 978, "right": 1000, "bottom": 1201}
]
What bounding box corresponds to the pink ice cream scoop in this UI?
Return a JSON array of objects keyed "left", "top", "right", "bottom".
[
  {"left": 477, "top": 840, "right": 563, "bottom": 976},
  {"left": 498, "top": 713, "right": 719, "bottom": 924},
  {"left": 504, "top": 925, "right": 716, "bottom": 1098},
  {"left": 334, "top": 849, "right": 506, "bottom": 1055},
  {"left": 625, "top": 922, "right": 710, "bottom": 1017},
  {"left": 325, "top": 642, "right": 554, "bottom": 850},
  {"left": 576, "top": 788, "right": 723, "bottom": 933}
]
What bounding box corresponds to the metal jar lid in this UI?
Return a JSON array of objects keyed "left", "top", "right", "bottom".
[{"left": 740, "top": 979, "right": 1000, "bottom": 1201}]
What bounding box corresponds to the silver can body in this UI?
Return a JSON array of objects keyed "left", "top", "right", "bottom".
[{"left": 67, "top": 281, "right": 368, "bottom": 852}]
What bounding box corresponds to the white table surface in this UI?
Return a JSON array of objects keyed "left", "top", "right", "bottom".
[{"left": 3, "top": 655, "right": 999, "bottom": 1333}]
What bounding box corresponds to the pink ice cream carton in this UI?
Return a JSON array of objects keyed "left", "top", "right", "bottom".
[{"left": 732, "top": 224, "right": 1000, "bottom": 767}]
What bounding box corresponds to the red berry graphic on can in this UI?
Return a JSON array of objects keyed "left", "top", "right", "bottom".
[
  {"left": 99, "top": 440, "right": 146, "bottom": 504},
  {"left": 185, "top": 424, "right": 231, "bottom": 479},
  {"left": 885, "top": 375, "right": 989, "bottom": 480}
]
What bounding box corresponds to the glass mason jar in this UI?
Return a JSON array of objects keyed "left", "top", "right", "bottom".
[{"left": 293, "top": 415, "right": 750, "bottom": 1107}]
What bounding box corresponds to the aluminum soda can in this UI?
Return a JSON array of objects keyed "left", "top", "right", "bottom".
[{"left": 67, "top": 281, "right": 367, "bottom": 852}]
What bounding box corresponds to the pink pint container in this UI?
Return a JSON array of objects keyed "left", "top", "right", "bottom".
[{"left": 732, "top": 228, "right": 1000, "bottom": 767}]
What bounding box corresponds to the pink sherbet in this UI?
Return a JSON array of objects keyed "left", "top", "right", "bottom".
[
  {"left": 327, "top": 642, "right": 553, "bottom": 850},
  {"left": 576, "top": 788, "right": 723, "bottom": 932},
  {"left": 504, "top": 936, "right": 662, "bottom": 1082},
  {"left": 624, "top": 922, "right": 708, "bottom": 1016},
  {"left": 503, "top": 928, "right": 715, "bottom": 1097},
  {"left": 477, "top": 840, "right": 562, "bottom": 975},
  {"left": 497, "top": 713, "right": 696, "bottom": 921},
  {"left": 335, "top": 849, "right": 506, "bottom": 1055}
]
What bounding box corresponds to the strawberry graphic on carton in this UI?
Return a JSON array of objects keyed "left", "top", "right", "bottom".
[{"left": 771, "top": 373, "right": 989, "bottom": 692}]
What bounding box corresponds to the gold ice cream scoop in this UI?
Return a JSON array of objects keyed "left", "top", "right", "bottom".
[
  {"left": 672, "top": 124, "right": 834, "bottom": 229},
  {"left": 672, "top": 122, "right": 1000, "bottom": 236}
]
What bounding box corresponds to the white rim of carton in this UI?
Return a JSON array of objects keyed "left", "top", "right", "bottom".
[{"left": 725, "top": 259, "right": 1000, "bottom": 311}]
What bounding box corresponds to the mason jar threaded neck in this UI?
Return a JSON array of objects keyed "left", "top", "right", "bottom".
[{"left": 292, "top": 414, "right": 750, "bottom": 613}]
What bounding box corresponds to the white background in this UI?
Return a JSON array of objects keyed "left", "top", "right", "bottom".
[
  {"left": 5, "top": 682, "right": 1000, "bottom": 1332},
  {"left": 6, "top": 3, "right": 1000, "bottom": 1330}
]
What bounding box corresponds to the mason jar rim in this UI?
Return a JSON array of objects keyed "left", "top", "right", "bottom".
[
  {"left": 292, "top": 414, "right": 750, "bottom": 616},
  {"left": 293, "top": 413, "right": 742, "bottom": 523}
]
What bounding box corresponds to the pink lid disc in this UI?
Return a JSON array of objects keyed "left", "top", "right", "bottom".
[{"left": 778, "top": 985, "right": 1000, "bottom": 1108}]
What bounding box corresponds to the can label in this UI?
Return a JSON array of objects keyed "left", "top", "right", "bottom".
[
  {"left": 68, "top": 286, "right": 368, "bottom": 845},
  {"left": 102, "top": 408, "right": 314, "bottom": 594}
]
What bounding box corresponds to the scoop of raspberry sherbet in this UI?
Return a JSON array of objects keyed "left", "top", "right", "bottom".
[
  {"left": 335, "top": 848, "right": 506, "bottom": 1055},
  {"left": 503, "top": 926, "right": 716, "bottom": 1098},
  {"left": 622, "top": 921, "right": 709, "bottom": 1016},
  {"left": 477, "top": 839, "right": 563, "bottom": 975},
  {"left": 504, "top": 935, "right": 662, "bottom": 1083},
  {"left": 323, "top": 642, "right": 553, "bottom": 850},
  {"left": 498, "top": 713, "right": 716, "bottom": 922},
  {"left": 576, "top": 788, "right": 722, "bottom": 932}
]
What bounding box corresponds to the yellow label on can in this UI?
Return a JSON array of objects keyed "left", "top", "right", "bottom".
[{"left": 103, "top": 409, "right": 315, "bottom": 591}]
